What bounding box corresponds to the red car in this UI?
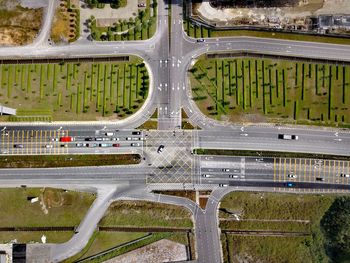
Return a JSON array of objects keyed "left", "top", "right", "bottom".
[{"left": 113, "top": 143, "right": 120, "bottom": 147}]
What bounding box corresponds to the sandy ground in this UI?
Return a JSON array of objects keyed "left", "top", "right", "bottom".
[
  {"left": 197, "top": 0, "right": 350, "bottom": 22},
  {"left": 105, "top": 239, "right": 187, "bottom": 263}
]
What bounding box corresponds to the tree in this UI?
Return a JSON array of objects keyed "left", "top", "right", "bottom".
[{"left": 321, "top": 196, "right": 350, "bottom": 261}]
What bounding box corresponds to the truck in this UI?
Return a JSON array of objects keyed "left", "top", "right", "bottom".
[{"left": 60, "top": 136, "right": 74, "bottom": 142}]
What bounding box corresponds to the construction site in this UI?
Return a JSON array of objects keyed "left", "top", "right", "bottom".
[{"left": 192, "top": 0, "right": 350, "bottom": 35}]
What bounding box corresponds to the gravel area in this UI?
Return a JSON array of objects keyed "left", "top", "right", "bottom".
[{"left": 105, "top": 239, "right": 187, "bottom": 263}]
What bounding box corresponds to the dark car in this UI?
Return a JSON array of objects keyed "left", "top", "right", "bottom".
[
  {"left": 316, "top": 177, "right": 325, "bottom": 181},
  {"left": 197, "top": 38, "right": 205, "bottom": 43},
  {"left": 85, "top": 137, "right": 94, "bottom": 141},
  {"left": 14, "top": 144, "right": 24, "bottom": 148},
  {"left": 157, "top": 145, "right": 165, "bottom": 153},
  {"left": 132, "top": 131, "right": 141, "bottom": 135}
]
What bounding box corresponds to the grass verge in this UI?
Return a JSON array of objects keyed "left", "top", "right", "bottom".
[{"left": 99, "top": 200, "right": 193, "bottom": 228}]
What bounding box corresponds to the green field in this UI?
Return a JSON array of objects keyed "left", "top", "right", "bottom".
[
  {"left": 219, "top": 192, "right": 342, "bottom": 263},
  {"left": 190, "top": 57, "right": 350, "bottom": 127},
  {"left": 0, "top": 188, "right": 95, "bottom": 227},
  {"left": 99, "top": 200, "right": 193, "bottom": 228},
  {"left": 89, "top": 0, "right": 157, "bottom": 41},
  {"left": 0, "top": 58, "right": 149, "bottom": 121}
]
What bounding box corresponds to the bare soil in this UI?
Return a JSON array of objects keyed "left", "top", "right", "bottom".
[{"left": 0, "top": 1, "right": 43, "bottom": 46}]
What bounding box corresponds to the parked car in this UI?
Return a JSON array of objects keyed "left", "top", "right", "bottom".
[
  {"left": 131, "top": 143, "right": 140, "bottom": 147},
  {"left": 113, "top": 144, "right": 120, "bottom": 147},
  {"left": 14, "top": 144, "right": 23, "bottom": 148},
  {"left": 132, "top": 131, "right": 141, "bottom": 135},
  {"left": 340, "top": 173, "right": 350, "bottom": 178},
  {"left": 287, "top": 174, "right": 297, "bottom": 178},
  {"left": 222, "top": 168, "right": 230, "bottom": 172},
  {"left": 157, "top": 145, "right": 165, "bottom": 153}
]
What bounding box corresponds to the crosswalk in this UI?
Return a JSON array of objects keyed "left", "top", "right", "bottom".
[{"left": 1, "top": 130, "right": 69, "bottom": 155}]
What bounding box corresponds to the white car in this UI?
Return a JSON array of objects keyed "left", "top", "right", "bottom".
[
  {"left": 44, "top": 144, "right": 53, "bottom": 148},
  {"left": 287, "top": 174, "right": 297, "bottom": 178},
  {"left": 51, "top": 138, "right": 59, "bottom": 142}
]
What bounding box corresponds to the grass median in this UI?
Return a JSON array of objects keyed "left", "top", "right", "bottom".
[
  {"left": 194, "top": 149, "right": 350, "bottom": 161},
  {"left": 0, "top": 154, "right": 141, "bottom": 168}
]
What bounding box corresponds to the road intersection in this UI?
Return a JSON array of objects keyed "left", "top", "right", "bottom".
[{"left": 0, "top": 0, "right": 350, "bottom": 262}]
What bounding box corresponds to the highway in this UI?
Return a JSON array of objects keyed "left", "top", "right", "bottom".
[{"left": 0, "top": 0, "right": 350, "bottom": 262}]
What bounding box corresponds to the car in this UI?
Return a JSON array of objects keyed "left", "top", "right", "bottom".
[
  {"left": 87, "top": 143, "right": 97, "bottom": 147},
  {"left": 197, "top": 38, "right": 205, "bottom": 43},
  {"left": 229, "top": 175, "right": 239, "bottom": 178},
  {"left": 278, "top": 134, "right": 298, "bottom": 140},
  {"left": 157, "top": 145, "right": 165, "bottom": 153},
  {"left": 102, "top": 138, "right": 110, "bottom": 141},
  {"left": 95, "top": 138, "right": 103, "bottom": 141},
  {"left": 202, "top": 174, "right": 210, "bottom": 177},
  {"left": 219, "top": 184, "right": 228, "bottom": 187},
  {"left": 44, "top": 144, "right": 53, "bottom": 148},
  {"left": 340, "top": 173, "right": 350, "bottom": 178},
  {"left": 316, "top": 177, "right": 325, "bottom": 181},
  {"left": 131, "top": 143, "right": 140, "bottom": 147},
  {"left": 51, "top": 138, "right": 59, "bottom": 142},
  {"left": 132, "top": 131, "right": 141, "bottom": 135},
  {"left": 126, "top": 137, "right": 132, "bottom": 141},
  {"left": 222, "top": 168, "right": 230, "bottom": 172},
  {"left": 138, "top": 3, "right": 146, "bottom": 7},
  {"left": 76, "top": 143, "right": 87, "bottom": 147},
  {"left": 85, "top": 138, "right": 94, "bottom": 141},
  {"left": 105, "top": 132, "right": 114, "bottom": 136},
  {"left": 132, "top": 137, "right": 140, "bottom": 141},
  {"left": 99, "top": 143, "right": 112, "bottom": 147},
  {"left": 14, "top": 144, "right": 23, "bottom": 148},
  {"left": 287, "top": 174, "right": 297, "bottom": 178},
  {"left": 60, "top": 144, "right": 68, "bottom": 148},
  {"left": 113, "top": 143, "right": 120, "bottom": 147},
  {"left": 286, "top": 182, "right": 295, "bottom": 187},
  {"left": 111, "top": 138, "right": 119, "bottom": 141}
]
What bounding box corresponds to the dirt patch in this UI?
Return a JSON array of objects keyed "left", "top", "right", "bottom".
[
  {"left": 0, "top": 2, "right": 43, "bottom": 46},
  {"left": 199, "top": 197, "right": 208, "bottom": 209},
  {"left": 153, "top": 191, "right": 196, "bottom": 202},
  {"left": 105, "top": 239, "right": 187, "bottom": 263},
  {"left": 51, "top": 0, "right": 79, "bottom": 43}
]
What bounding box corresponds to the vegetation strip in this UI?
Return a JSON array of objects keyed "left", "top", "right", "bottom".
[
  {"left": 99, "top": 226, "right": 192, "bottom": 233},
  {"left": 221, "top": 230, "right": 309, "bottom": 237},
  {"left": 0, "top": 154, "right": 141, "bottom": 168},
  {"left": 194, "top": 149, "right": 350, "bottom": 161}
]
